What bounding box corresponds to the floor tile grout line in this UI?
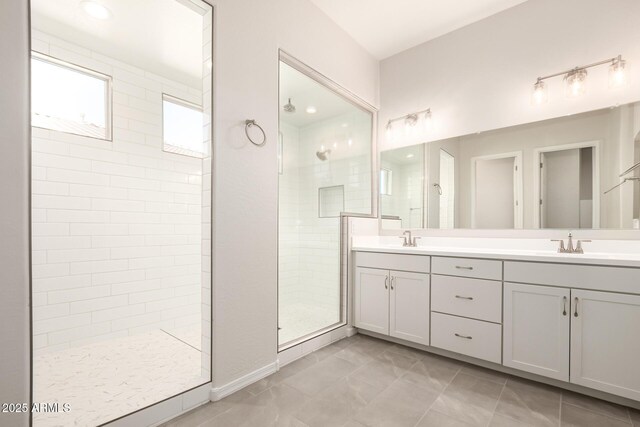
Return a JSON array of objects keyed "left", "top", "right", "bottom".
[
  {"left": 486, "top": 382, "right": 507, "bottom": 427},
  {"left": 558, "top": 392, "right": 563, "bottom": 427}
]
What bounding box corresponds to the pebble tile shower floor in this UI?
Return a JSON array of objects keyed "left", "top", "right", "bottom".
[{"left": 162, "top": 334, "right": 640, "bottom": 427}]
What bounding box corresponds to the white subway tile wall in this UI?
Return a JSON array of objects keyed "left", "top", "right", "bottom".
[
  {"left": 31, "top": 30, "right": 208, "bottom": 355},
  {"left": 278, "top": 112, "right": 372, "bottom": 343}
]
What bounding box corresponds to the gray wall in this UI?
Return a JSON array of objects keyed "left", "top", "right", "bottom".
[{"left": 0, "top": 0, "right": 30, "bottom": 426}]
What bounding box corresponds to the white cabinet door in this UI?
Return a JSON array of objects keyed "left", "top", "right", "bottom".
[
  {"left": 389, "top": 270, "right": 430, "bottom": 345},
  {"left": 503, "top": 283, "right": 570, "bottom": 381},
  {"left": 570, "top": 289, "right": 640, "bottom": 401},
  {"left": 354, "top": 267, "right": 389, "bottom": 335}
]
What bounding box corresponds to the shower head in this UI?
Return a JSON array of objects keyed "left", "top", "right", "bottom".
[
  {"left": 316, "top": 149, "right": 331, "bottom": 161},
  {"left": 283, "top": 98, "right": 296, "bottom": 113}
]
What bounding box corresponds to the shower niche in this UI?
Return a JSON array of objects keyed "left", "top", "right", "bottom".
[{"left": 277, "top": 54, "right": 374, "bottom": 349}]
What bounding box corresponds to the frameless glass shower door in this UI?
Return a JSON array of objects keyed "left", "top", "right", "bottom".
[{"left": 278, "top": 56, "right": 374, "bottom": 349}]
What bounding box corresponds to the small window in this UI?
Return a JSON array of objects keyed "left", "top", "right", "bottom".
[
  {"left": 162, "top": 95, "right": 206, "bottom": 158},
  {"left": 380, "top": 168, "right": 393, "bottom": 196},
  {"left": 318, "top": 185, "right": 344, "bottom": 218},
  {"left": 31, "top": 53, "right": 111, "bottom": 140}
]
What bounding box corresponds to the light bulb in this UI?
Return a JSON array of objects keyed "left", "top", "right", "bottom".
[
  {"left": 385, "top": 121, "right": 394, "bottom": 141},
  {"left": 80, "top": 1, "right": 112, "bottom": 20},
  {"left": 423, "top": 109, "right": 433, "bottom": 130},
  {"left": 609, "top": 56, "right": 626, "bottom": 88},
  {"left": 347, "top": 138, "right": 353, "bottom": 146},
  {"left": 531, "top": 79, "right": 548, "bottom": 105},
  {"left": 404, "top": 114, "right": 418, "bottom": 135},
  {"left": 306, "top": 106, "right": 317, "bottom": 114},
  {"left": 406, "top": 154, "right": 414, "bottom": 159},
  {"left": 564, "top": 68, "right": 587, "bottom": 98}
]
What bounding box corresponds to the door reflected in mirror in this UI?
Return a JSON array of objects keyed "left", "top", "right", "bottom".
[{"left": 380, "top": 102, "right": 640, "bottom": 230}]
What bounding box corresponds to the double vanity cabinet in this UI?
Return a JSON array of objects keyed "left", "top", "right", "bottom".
[{"left": 353, "top": 249, "right": 640, "bottom": 403}]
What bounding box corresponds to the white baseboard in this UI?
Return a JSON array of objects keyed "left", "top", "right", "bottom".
[{"left": 209, "top": 362, "right": 277, "bottom": 402}]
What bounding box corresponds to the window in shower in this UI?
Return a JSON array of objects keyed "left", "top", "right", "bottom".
[
  {"left": 30, "top": 0, "right": 213, "bottom": 425},
  {"left": 278, "top": 54, "right": 374, "bottom": 349},
  {"left": 163, "top": 94, "right": 206, "bottom": 158},
  {"left": 31, "top": 53, "right": 111, "bottom": 139}
]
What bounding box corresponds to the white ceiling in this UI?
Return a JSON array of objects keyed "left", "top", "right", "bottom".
[
  {"left": 31, "top": 0, "right": 208, "bottom": 88},
  {"left": 310, "top": 0, "right": 528, "bottom": 59},
  {"left": 279, "top": 62, "right": 357, "bottom": 128}
]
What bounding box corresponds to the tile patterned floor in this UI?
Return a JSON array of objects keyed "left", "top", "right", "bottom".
[
  {"left": 164, "top": 334, "right": 640, "bottom": 427},
  {"left": 34, "top": 329, "right": 207, "bottom": 427}
]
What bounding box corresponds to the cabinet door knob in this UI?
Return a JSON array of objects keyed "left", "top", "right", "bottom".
[
  {"left": 574, "top": 297, "right": 579, "bottom": 317},
  {"left": 563, "top": 296, "right": 567, "bottom": 316},
  {"left": 454, "top": 333, "right": 473, "bottom": 340},
  {"left": 455, "top": 295, "right": 473, "bottom": 300}
]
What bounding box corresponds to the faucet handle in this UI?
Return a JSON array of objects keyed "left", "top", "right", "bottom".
[
  {"left": 575, "top": 240, "right": 591, "bottom": 254},
  {"left": 551, "top": 239, "right": 566, "bottom": 253},
  {"left": 412, "top": 236, "right": 421, "bottom": 247}
]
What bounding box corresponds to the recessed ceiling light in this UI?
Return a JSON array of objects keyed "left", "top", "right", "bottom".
[
  {"left": 306, "top": 106, "right": 317, "bottom": 114},
  {"left": 80, "top": 1, "right": 112, "bottom": 20}
]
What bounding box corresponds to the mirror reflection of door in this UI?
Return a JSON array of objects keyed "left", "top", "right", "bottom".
[
  {"left": 438, "top": 149, "right": 455, "bottom": 229},
  {"left": 472, "top": 152, "right": 522, "bottom": 229},
  {"left": 634, "top": 135, "right": 640, "bottom": 223},
  {"left": 538, "top": 145, "right": 597, "bottom": 229}
]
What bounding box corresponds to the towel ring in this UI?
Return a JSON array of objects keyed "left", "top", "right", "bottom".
[{"left": 245, "top": 119, "right": 266, "bottom": 147}]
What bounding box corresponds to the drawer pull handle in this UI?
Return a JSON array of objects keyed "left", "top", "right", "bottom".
[
  {"left": 574, "top": 297, "right": 579, "bottom": 317},
  {"left": 455, "top": 266, "right": 474, "bottom": 270},
  {"left": 390, "top": 277, "right": 395, "bottom": 290},
  {"left": 384, "top": 276, "right": 388, "bottom": 289},
  {"left": 455, "top": 295, "right": 474, "bottom": 300},
  {"left": 454, "top": 333, "right": 473, "bottom": 340},
  {"left": 563, "top": 296, "right": 567, "bottom": 316}
]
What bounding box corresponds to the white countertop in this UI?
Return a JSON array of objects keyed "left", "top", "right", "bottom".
[{"left": 352, "top": 236, "right": 640, "bottom": 268}]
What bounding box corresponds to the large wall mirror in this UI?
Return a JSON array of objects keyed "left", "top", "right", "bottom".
[{"left": 381, "top": 102, "right": 640, "bottom": 230}]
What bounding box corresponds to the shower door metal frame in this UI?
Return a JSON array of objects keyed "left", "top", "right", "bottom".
[{"left": 277, "top": 50, "right": 378, "bottom": 352}]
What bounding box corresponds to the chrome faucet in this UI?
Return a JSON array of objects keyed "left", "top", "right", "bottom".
[
  {"left": 551, "top": 232, "right": 591, "bottom": 254},
  {"left": 400, "top": 230, "right": 421, "bottom": 247}
]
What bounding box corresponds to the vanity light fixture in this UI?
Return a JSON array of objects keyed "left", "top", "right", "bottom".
[
  {"left": 532, "top": 78, "right": 548, "bottom": 105},
  {"left": 385, "top": 120, "right": 395, "bottom": 141},
  {"left": 531, "top": 54, "right": 626, "bottom": 104},
  {"left": 404, "top": 113, "right": 419, "bottom": 135},
  {"left": 80, "top": 0, "right": 112, "bottom": 20},
  {"left": 564, "top": 68, "right": 588, "bottom": 98},
  {"left": 385, "top": 108, "right": 433, "bottom": 141},
  {"left": 609, "top": 55, "right": 627, "bottom": 88}
]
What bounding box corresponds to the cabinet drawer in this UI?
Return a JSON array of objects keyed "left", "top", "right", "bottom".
[
  {"left": 431, "top": 312, "right": 502, "bottom": 364},
  {"left": 504, "top": 261, "right": 640, "bottom": 294},
  {"left": 355, "top": 251, "right": 430, "bottom": 273},
  {"left": 432, "top": 275, "right": 502, "bottom": 323},
  {"left": 432, "top": 257, "right": 502, "bottom": 280}
]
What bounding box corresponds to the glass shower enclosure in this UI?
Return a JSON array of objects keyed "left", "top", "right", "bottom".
[{"left": 278, "top": 54, "right": 374, "bottom": 349}]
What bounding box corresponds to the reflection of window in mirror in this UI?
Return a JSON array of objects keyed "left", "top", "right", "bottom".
[
  {"left": 439, "top": 150, "right": 455, "bottom": 229},
  {"left": 380, "top": 168, "right": 393, "bottom": 195}
]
